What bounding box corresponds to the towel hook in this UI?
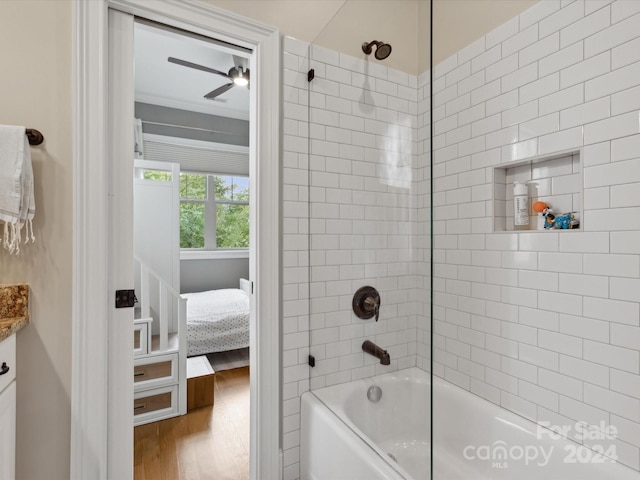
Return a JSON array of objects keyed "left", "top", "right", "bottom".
[{"left": 26, "top": 129, "right": 44, "bottom": 146}]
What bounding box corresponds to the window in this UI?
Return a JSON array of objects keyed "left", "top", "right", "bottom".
[{"left": 179, "top": 173, "right": 249, "bottom": 252}]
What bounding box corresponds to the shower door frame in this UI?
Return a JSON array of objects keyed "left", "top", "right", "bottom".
[{"left": 71, "top": 1, "right": 281, "bottom": 479}]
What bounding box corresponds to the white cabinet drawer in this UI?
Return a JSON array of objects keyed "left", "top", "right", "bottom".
[
  {"left": 133, "top": 353, "right": 178, "bottom": 391},
  {"left": 0, "top": 335, "right": 16, "bottom": 395},
  {"left": 133, "top": 384, "right": 178, "bottom": 426}
]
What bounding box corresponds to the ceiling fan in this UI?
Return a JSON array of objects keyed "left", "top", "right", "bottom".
[{"left": 167, "top": 55, "right": 250, "bottom": 100}]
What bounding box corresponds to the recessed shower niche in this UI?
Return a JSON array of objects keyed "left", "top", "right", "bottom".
[{"left": 493, "top": 150, "right": 582, "bottom": 232}]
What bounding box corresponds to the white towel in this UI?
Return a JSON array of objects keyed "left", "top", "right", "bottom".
[{"left": 0, "top": 125, "right": 35, "bottom": 255}]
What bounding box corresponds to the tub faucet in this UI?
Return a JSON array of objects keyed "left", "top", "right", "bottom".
[{"left": 362, "top": 340, "right": 390, "bottom": 365}]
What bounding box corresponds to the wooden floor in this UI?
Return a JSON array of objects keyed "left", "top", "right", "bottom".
[{"left": 134, "top": 367, "right": 250, "bottom": 480}]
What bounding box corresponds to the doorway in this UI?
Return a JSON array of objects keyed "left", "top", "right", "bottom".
[
  {"left": 71, "top": 2, "right": 281, "bottom": 478},
  {"left": 131, "top": 19, "right": 253, "bottom": 479}
]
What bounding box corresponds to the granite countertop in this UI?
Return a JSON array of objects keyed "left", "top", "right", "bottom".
[{"left": 0, "top": 284, "right": 29, "bottom": 342}]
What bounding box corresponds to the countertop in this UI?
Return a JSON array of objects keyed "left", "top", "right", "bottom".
[{"left": 0, "top": 284, "right": 29, "bottom": 342}]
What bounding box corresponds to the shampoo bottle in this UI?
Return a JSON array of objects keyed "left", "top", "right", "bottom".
[{"left": 513, "top": 182, "right": 529, "bottom": 230}]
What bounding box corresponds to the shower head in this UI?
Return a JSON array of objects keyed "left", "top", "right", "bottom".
[{"left": 362, "top": 40, "right": 392, "bottom": 60}]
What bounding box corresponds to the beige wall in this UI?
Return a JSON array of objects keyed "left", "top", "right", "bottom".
[
  {"left": 207, "top": 0, "right": 427, "bottom": 74},
  {"left": 433, "top": 0, "right": 538, "bottom": 63},
  {"left": 0, "top": 1, "right": 72, "bottom": 479},
  {"left": 207, "top": 0, "right": 536, "bottom": 74}
]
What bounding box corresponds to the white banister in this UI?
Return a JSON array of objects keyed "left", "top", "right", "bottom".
[
  {"left": 177, "top": 295, "right": 188, "bottom": 415},
  {"left": 158, "top": 283, "right": 169, "bottom": 352},
  {"left": 134, "top": 255, "right": 181, "bottom": 353},
  {"left": 140, "top": 263, "right": 150, "bottom": 319}
]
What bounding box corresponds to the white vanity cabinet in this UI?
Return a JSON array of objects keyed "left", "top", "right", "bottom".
[{"left": 0, "top": 334, "right": 16, "bottom": 480}]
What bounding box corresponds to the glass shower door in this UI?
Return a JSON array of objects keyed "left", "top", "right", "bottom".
[{"left": 293, "top": 1, "right": 433, "bottom": 478}]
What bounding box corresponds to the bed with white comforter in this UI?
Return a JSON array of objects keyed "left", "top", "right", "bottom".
[{"left": 183, "top": 287, "right": 250, "bottom": 356}]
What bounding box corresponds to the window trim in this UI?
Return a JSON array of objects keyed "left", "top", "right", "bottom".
[
  {"left": 180, "top": 248, "right": 249, "bottom": 261},
  {"left": 179, "top": 172, "right": 250, "bottom": 251}
]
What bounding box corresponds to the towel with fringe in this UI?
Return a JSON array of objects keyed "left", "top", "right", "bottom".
[{"left": 0, "top": 125, "right": 35, "bottom": 255}]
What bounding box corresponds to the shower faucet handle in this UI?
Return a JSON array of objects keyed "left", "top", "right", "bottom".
[
  {"left": 364, "top": 297, "right": 380, "bottom": 322},
  {"left": 353, "top": 286, "right": 381, "bottom": 322}
]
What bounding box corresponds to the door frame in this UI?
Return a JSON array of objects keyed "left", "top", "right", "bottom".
[{"left": 71, "top": 1, "right": 281, "bottom": 478}]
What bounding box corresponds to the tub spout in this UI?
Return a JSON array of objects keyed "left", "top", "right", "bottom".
[{"left": 362, "top": 340, "right": 390, "bottom": 365}]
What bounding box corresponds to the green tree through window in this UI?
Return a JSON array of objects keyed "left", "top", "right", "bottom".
[{"left": 179, "top": 173, "right": 249, "bottom": 250}]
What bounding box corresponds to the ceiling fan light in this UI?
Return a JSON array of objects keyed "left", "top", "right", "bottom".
[
  {"left": 233, "top": 75, "right": 249, "bottom": 87},
  {"left": 230, "top": 66, "right": 249, "bottom": 87}
]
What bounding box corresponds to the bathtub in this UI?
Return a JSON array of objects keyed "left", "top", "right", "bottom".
[{"left": 301, "top": 367, "right": 640, "bottom": 480}]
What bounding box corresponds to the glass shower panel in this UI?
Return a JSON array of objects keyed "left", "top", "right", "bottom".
[
  {"left": 302, "top": 1, "right": 432, "bottom": 479},
  {"left": 431, "top": 1, "right": 640, "bottom": 479}
]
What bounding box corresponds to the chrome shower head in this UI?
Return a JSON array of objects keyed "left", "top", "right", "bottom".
[{"left": 362, "top": 40, "right": 392, "bottom": 60}]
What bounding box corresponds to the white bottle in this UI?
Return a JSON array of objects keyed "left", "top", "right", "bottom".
[{"left": 513, "top": 182, "right": 529, "bottom": 230}]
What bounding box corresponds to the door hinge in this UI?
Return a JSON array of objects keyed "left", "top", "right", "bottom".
[
  {"left": 308, "top": 355, "right": 315, "bottom": 367},
  {"left": 115, "top": 289, "right": 136, "bottom": 308},
  {"left": 308, "top": 69, "right": 315, "bottom": 82}
]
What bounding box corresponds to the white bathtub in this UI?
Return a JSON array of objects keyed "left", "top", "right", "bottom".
[{"left": 301, "top": 367, "right": 640, "bottom": 480}]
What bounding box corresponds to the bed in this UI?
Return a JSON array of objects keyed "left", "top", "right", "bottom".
[{"left": 183, "top": 281, "right": 250, "bottom": 356}]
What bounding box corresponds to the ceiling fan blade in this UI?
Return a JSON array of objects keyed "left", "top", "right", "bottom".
[
  {"left": 168, "top": 57, "right": 231, "bottom": 79},
  {"left": 204, "top": 82, "right": 235, "bottom": 99}
]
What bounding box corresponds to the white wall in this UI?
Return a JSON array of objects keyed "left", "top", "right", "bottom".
[
  {"left": 280, "top": 39, "right": 312, "bottom": 478},
  {"left": 0, "top": 2, "right": 72, "bottom": 479},
  {"left": 432, "top": 0, "right": 640, "bottom": 471},
  {"left": 180, "top": 258, "right": 249, "bottom": 293}
]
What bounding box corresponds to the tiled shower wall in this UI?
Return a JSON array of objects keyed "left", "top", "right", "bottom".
[
  {"left": 432, "top": 0, "right": 640, "bottom": 471},
  {"left": 281, "top": 36, "right": 431, "bottom": 478},
  {"left": 305, "top": 43, "right": 419, "bottom": 389}
]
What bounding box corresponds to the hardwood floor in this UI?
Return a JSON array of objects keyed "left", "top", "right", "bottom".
[{"left": 134, "top": 367, "right": 250, "bottom": 480}]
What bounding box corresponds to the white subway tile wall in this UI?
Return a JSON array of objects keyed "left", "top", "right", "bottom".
[
  {"left": 281, "top": 37, "right": 430, "bottom": 479},
  {"left": 432, "top": 0, "right": 640, "bottom": 472},
  {"left": 282, "top": 36, "right": 310, "bottom": 480},
  {"left": 282, "top": 1, "right": 640, "bottom": 477}
]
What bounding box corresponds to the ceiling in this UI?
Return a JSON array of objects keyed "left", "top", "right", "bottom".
[
  {"left": 205, "top": 0, "right": 538, "bottom": 74},
  {"left": 134, "top": 0, "right": 539, "bottom": 120},
  {"left": 134, "top": 21, "right": 251, "bottom": 121}
]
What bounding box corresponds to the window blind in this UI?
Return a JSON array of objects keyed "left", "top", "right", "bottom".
[{"left": 142, "top": 134, "right": 249, "bottom": 176}]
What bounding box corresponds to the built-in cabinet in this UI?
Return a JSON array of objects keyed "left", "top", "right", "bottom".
[
  {"left": 132, "top": 260, "right": 186, "bottom": 426},
  {"left": 0, "top": 334, "right": 16, "bottom": 479}
]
